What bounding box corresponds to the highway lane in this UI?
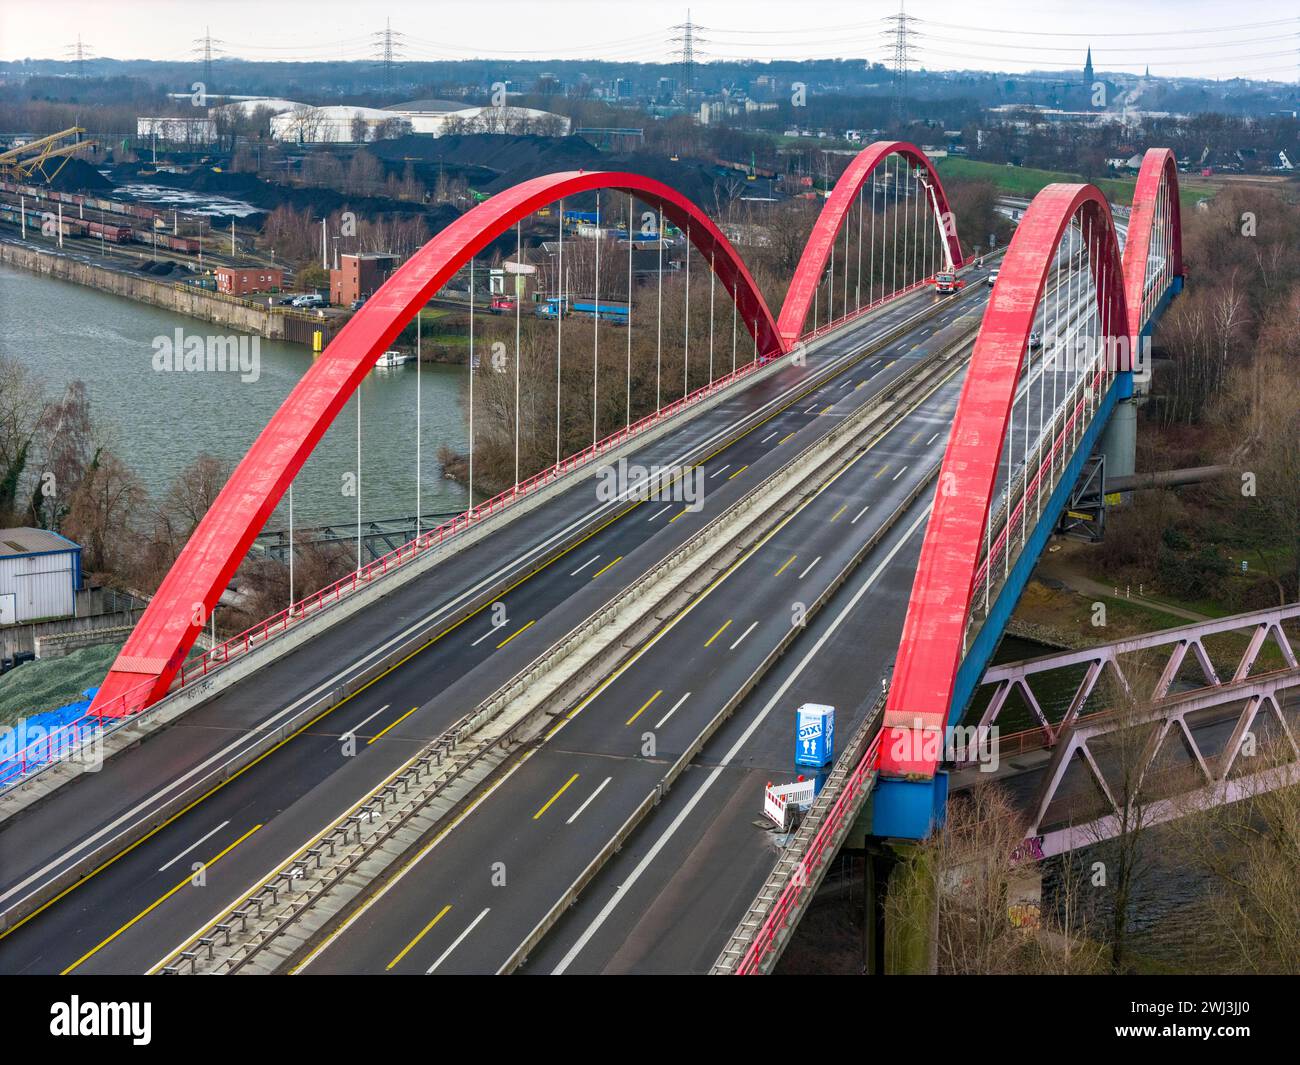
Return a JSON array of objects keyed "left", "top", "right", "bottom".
[
  {"left": 531, "top": 490, "right": 930, "bottom": 974},
  {"left": 296, "top": 305, "right": 977, "bottom": 975},
  {"left": 0, "top": 282, "right": 991, "bottom": 974}
]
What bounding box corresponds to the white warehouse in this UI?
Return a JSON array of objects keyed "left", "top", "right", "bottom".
[{"left": 0, "top": 529, "right": 82, "bottom": 625}]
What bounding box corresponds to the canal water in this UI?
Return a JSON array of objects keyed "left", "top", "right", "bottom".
[{"left": 0, "top": 262, "right": 470, "bottom": 528}]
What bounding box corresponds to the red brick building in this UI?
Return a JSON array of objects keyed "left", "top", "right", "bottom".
[
  {"left": 215, "top": 266, "right": 284, "bottom": 296},
  {"left": 331, "top": 253, "right": 398, "bottom": 306}
]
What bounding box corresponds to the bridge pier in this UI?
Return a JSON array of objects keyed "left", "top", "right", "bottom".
[{"left": 1099, "top": 395, "right": 1137, "bottom": 493}]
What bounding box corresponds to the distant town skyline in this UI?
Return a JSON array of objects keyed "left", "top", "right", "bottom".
[{"left": 2, "top": 0, "right": 1298, "bottom": 82}]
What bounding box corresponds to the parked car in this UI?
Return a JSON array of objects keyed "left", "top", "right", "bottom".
[
  {"left": 350, "top": 297, "right": 367, "bottom": 311},
  {"left": 292, "top": 293, "right": 326, "bottom": 308}
]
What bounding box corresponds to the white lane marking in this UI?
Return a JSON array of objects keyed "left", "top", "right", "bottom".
[
  {"left": 648, "top": 504, "right": 673, "bottom": 521},
  {"left": 728, "top": 621, "right": 759, "bottom": 651},
  {"left": 550, "top": 504, "right": 933, "bottom": 974},
  {"left": 569, "top": 555, "right": 601, "bottom": 576},
  {"left": 566, "top": 777, "right": 613, "bottom": 825},
  {"left": 157, "top": 821, "right": 230, "bottom": 873},
  {"left": 759, "top": 431, "right": 778, "bottom": 444},
  {"left": 709, "top": 464, "right": 731, "bottom": 479},
  {"left": 892, "top": 465, "right": 908, "bottom": 481},
  {"left": 851, "top": 504, "right": 871, "bottom": 524},
  {"left": 654, "top": 692, "right": 691, "bottom": 729},
  {"left": 427, "top": 907, "right": 491, "bottom": 974},
  {"left": 797, "top": 556, "right": 821, "bottom": 579},
  {"left": 343, "top": 703, "right": 392, "bottom": 739},
  {"left": 1, "top": 284, "right": 947, "bottom": 919},
  {"left": 471, "top": 622, "right": 506, "bottom": 647},
  {"left": 803, "top": 404, "right": 817, "bottom": 414},
  {"left": 926, "top": 433, "right": 939, "bottom": 445}
]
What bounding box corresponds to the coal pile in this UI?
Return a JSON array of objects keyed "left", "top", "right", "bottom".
[{"left": 46, "top": 157, "right": 114, "bottom": 192}]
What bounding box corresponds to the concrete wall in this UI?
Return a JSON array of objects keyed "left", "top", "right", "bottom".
[
  {"left": 2, "top": 608, "right": 143, "bottom": 660},
  {"left": 35, "top": 625, "right": 136, "bottom": 659},
  {"left": 0, "top": 243, "right": 339, "bottom": 346}
]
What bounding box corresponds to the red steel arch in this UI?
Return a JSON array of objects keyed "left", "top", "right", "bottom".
[
  {"left": 91, "top": 171, "right": 782, "bottom": 716},
  {"left": 1122, "top": 147, "right": 1183, "bottom": 343},
  {"left": 776, "top": 140, "right": 965, "bottom": 345},
  {"left": 879, "top": 184, "right": 1129, "bottom": 778}
]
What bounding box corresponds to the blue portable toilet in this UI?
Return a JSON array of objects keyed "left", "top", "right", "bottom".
[{"left": 795, "top": 703, "right": 835, "bottom": 768}]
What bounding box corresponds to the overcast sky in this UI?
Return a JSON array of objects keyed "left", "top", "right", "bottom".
[{"left": 2, "top": 0, "right": 1298, "bottom": 81}]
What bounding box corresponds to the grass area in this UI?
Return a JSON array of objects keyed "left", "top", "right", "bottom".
[
  {"left": 0, "top": 641, "right": 123, "bottom": 726},
  {"left": 935, "top": 157, "right": 1214, "bottom": 211}
]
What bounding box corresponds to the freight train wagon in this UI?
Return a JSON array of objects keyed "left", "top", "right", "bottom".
[{"left": 0, "top": 203, "right": 87, "bottom": 237}]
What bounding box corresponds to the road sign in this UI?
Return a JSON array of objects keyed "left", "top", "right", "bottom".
[{"left": 795, "top": 703, "right": 835, "bottom": 767}]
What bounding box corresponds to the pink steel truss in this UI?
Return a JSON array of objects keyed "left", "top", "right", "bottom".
[{"left": 976, "top": 602, "right": 1300, "bottom": 744}]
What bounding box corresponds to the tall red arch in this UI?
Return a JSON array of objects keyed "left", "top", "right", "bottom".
[
  {"left": 879, "top": 184, "right": 1129, "bottom": 778},
  {"left": 776, "top": 140, "right": 965, "bottom": 345},
  {"left": 1122, "top": 147, "right": 1183, "bottom": 344},
  {"left": 91, "top": 171, "right": 782, "bottom": 716}
]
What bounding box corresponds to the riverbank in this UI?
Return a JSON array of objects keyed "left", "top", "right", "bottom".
[{"left": 0, "top": 240, "right": 343, "bottom": 347}]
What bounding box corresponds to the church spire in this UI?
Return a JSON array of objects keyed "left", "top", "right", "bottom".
[{"left": 1083, "top": 45, "right": 1095, "bottom": 85}]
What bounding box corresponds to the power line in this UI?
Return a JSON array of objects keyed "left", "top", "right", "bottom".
[
  {"left": 885, "top": 2, "right": 917, "bottom": 124},
  {"left": 371, "top": 17, "right": 406, "bottom": 90},
  {"left": 670, "top": 9, "right": 708, "bottom": 95},
  {"left": 64, "top": 34, "right": 93, "bottom": 78},
  {"left": 192, "top": 25, "right": 222, "bottom": 91}
]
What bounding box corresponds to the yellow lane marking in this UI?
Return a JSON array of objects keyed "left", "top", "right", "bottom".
[
  {"left": 830, "top": 504, "right": 847, "bottom": 522},
  {"left": 386, "top": 904, "right": 451, "bottom": 971},
  {"left": 533, "top": 773, "right": 580, "bottom": 820},
  {"left": 774, "top": 554, "right": 797, "bottom": 577},
  {"left": 62, "top": 824, "right": 263, "bottom": 975},
  {"left": 778, "top": 432, "right": 795, "bottom": 444},
  {"left": 704, "top": 619, "right": 733, "bottom": 647},
  {"left": 367, "top": 705, "right": 420, "bottom": 745},
  {"left": 591, "top": 556, "right": 621, "bottom": 579},
  {"left": 908, "top": 431, "right": 922, "bottom": 444},
  {"left": 728, "top": 465, "right": 749, "bottom": 480},
  {"left": 874, "top": 465, "right": 890, "bottom": 479},
  {"left": 626, "top": 690, "right": 662, "bottom": 726},
  {"left": 669, "top": 508, "right": 688, "bottom": 523},
  {"left": 855, "top": 381, "right": 866, "bottom": 390},
  {"left": 496, "top": 619, "right": 535, "bottom": 649},
  {"left": 820, "top": 405, "right": 833, "bottom": 415}
]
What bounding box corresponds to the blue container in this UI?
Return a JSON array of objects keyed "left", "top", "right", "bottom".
[{"left": 795, "top": 703, "right": 835, "bottom": 768}]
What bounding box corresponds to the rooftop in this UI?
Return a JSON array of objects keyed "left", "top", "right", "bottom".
[{"left": 0, "top": 528, "right": 79, "bottom": 558}]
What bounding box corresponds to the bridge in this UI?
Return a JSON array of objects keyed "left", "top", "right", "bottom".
[{"left": 0, "top": 143, "right": 1199, "bottom": 976}]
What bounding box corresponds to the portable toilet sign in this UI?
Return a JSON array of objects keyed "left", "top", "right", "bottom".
[{"left": 795, "top": 703, "right": 835, "bottom": 767}]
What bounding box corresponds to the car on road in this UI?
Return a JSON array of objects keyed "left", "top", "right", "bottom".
[
  {"left": 987, "top": 269, "right": 999, "bottom": 287},
  {"left": 1028, "top": 330, "right": 1042, "bottom": 348}
]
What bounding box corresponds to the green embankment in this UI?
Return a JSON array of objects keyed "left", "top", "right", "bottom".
[
  {"left": 0, "top": 642, "right": 124, "bottom": 726},
  {"left": 935, "top": 157, "right": 1214, "bottom": 211}
]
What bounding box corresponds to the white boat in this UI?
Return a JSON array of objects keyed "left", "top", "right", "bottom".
[{"left": 375, "top": 350, "right": 415, "bottom": 368}]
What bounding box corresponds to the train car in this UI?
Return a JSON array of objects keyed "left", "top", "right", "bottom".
[
  {"left": 154, "top": 232, "right": 200, "bottom": 253},
  {"left": 0, "top": 204, "right": 86, "bottom": 237},
  {"left": 85, "top": 219, "right": 133, "bottom": 243}
]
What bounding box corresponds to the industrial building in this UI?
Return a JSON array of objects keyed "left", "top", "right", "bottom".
[
  {"left": 330, "top": 252, "right": 398, "bottom": 306},
  {"left": 0, "top": 529, "right": 82, "bottom": 625},
  {"left": 215, "top": 266, "right": 285, "bottom": 296}
]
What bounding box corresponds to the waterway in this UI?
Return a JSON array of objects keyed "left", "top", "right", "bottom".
[{"left": 0, "top": 262, "right": 470, "bottom": 528}]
